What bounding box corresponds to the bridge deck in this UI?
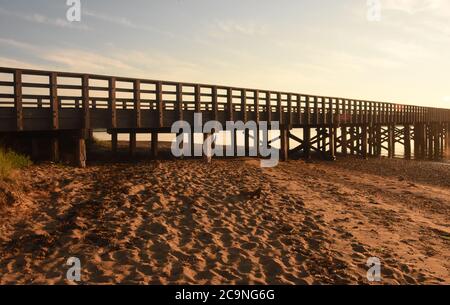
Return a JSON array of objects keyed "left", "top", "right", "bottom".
[{"left": 1, "top": 67, "right": 450, "bottom": 133}]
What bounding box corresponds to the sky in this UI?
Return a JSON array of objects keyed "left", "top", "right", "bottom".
[{"left": 0, "top": 0, "right": 449, "bottom": 108}]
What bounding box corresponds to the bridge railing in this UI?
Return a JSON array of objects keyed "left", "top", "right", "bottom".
[{"left": 0, "top": 66, "right": 449, "bottom": 132}]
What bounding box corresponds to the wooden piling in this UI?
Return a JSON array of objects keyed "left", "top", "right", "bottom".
[
  {"left": 129, "top": 132, "right": 136, "bottom": 157},
  {"left": 341, "top": 126, "right": 348, "bottom": 155},
  {"left": 111, "top": 132, "right": 118, "bottom": 154},
  {"left": 151, "top": 131, "right": 158, "bottom": 158},
  {"left": 77, "top": 137, "right": 87, "bottom": 168},
  {"left": 280, "top": 127, "right": 289, "bottom": 161},
  {"left": 50, "top": 137, "right": 59, "bottom": 162},
  {"left": 388, "top": 125, "right": 394, "bottom": 158},
  {"left": 404, "top": 125, "right": 411, "bottom": 160},
  {"left": 361, "top": 125, "right": 368, "bottom": 159},
  {"left": 304, "top": 127, "right": 311, "bottom": 160},
  {"left": 329, "top": 127, "right": 336, "bottom": 160}
]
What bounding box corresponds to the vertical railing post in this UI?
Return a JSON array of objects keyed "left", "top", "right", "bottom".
[
  {"left": 211, "top": 86, "right": 218, "bottom": 121},
  {"left": 241, "top": 89, "right": 247, "bottom": 122},
  {"left": 176, "top": 83, "right": 183, "bottom": 121},
  {"left": 287, "top": 93, "right": 292, "bottom": 126},
  {"left": 156, "top": 81, "right": 163, "bottom": 127},
  {"left": 266, "top": 92, "right": 272, "bottom": 123},
  {"left": 81, "top": 74, "right": 90, "bottom": 131},
  {"left": 14, "top": 70, "right": 23, "bottom": 131},
  {"left": 109, "top": 77, "right": 116, "bottom": 128},
  {"left": 255, "top": 90, "right": 260, "bottom": 124},
  {"left": 50, "top": 72, "right": 59, "bottom": 130},
  {"left": 227, "top": 87, "right": 233, "bottom": 121},
  {"left": 134, "top": 79, "right": 141, "bottom": 128},
  {"left": 277, "top": 93, "right": 283, "bottom": 124}
]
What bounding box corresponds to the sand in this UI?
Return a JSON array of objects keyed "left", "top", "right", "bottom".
[{"left": 0, "top": 154, "right": 449, "bottom": 284}]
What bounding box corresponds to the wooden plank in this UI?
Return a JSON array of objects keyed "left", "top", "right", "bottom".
[
  {"left": 156, "top": 81, "right": 163, "bottom": 127},
  {"left": 50, "top": 73, "right": 59, "bottom": 129},
  {"left": 255, "top": 90, "right": 260, "bottom": 124},
  {"left": 227, "top": 87, "right": 233, "bottom": 121},
  {"left": 177, "top": 83, "right": 184, "bottom": 121},
  {"left": 321, "top": 98, "right": 326, "bottom": 125},
  {"left": 134, "top": 79, "right": 141, "bottom": 128},
  {"left": 14, "top": 70, "right": 23, "bottom": 131},
  {"left": 286, "top": 93, "right": 292, "bottom": 126},
  {"left": 82, "top": 75, "right": 90, "bottom": 130},
  {"left": 109, "top": 77, "right": 117, "bottom": 128},
  {"left": 313, "top": 97, "right": 319, "bottom": 125},
  {"left": 278, "top": 93, "right": 283, "bottom": 124},
  {"left": 241, "top": 89, "right": 247, "bottom": 122},
  {"left": 266, "top": 92, "right": 272, "bottom": 123},
  {"left": 194, "top": 84, "right": 201, "bottom": 113},
  {"left": 305, "top": 96, "right": 311, "bottom": 125},
  {"left": 212, "top": 86, "right": 218, "bottom": 121}
]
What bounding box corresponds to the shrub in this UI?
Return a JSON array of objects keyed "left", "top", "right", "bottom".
[{"left": 0, "top": 149, "right": 32, "bottom": 179}]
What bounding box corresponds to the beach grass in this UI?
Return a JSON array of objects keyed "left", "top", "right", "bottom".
[{"left": 0, "top": 148, "right": 32, "bottom": 179}]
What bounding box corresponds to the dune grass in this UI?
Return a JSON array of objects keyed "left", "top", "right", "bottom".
[{"left": 0, "top": 149, "right": 32, "bottom": 179}]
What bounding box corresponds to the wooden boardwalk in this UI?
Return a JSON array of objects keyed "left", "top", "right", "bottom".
[{"left": 1, "top": 67, "right": 449, "bottom": 166}]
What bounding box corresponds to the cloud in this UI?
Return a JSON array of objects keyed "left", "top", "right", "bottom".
[
  {"left": 382, "top": 0, "right": 446, "bottom": 15},
  {"left": 0, "top": 7, "right": 89, "bottom": 30},
  {"left": 83, "top": 10, "right": 173, "bottom": 37}
]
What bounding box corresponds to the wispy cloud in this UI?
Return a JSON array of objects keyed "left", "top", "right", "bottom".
[
  {"left": 84, "top": 10, "right": 173, "bottom": 37},
  {"left": 382, "top": 0, "right": 443, "bottom": 14},
  {"left": 0, "top": 7, "right": 89, "bottom": 30}
]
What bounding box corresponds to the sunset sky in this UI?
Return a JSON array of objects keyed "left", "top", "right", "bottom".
[{"left": 0, "top": 0, "right": 449, "bottom": 108}]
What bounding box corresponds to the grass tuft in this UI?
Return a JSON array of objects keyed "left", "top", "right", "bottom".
[{"left": 0, "top": 148, "right": 32, "bottom": 179}]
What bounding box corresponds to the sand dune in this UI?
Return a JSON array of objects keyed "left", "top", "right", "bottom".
[{"left": 0, "top": 156, "right": 449, "bottom": 284}]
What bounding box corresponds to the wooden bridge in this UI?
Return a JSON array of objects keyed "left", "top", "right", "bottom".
[{"left": 1, "top": 66, "right": 449, "bottom": 166}]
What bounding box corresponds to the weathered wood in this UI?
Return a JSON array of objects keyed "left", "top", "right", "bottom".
[
  {"left": 50, "top": 73, "right": 59, "bottom": 129},
  {"left": 50, "top": 137, "right": 59, "bottom": 162},
  {"left": 280, "top": 127, "right": 289, "bottom": 161},
  {"left": 76, "top": 137, "right": 87, "bottom": 168},
  {"left": 111, "top": 131, "right": 118, "bottom": 153},
  {"left": 129, "top": 132, "right": 136, "bottom": 157},
  {"left": 109, "top": 77, "right": 116, "bottom": 128},
  {"left": 341, "top": 126, "right": 348, "bottom": 155},
  {"left": 151, "top": 131, "right": 159, "bottom": 158},
  {"left": 156, "top": 82, "right": 163, "bottom": 127},
  {"left": 211, "top": 86, "right": 218, "bottom": 121},
  {"left": 82, "top": 75, "right": 90, "bottom": 130},
  {"left": 134, "top": 80, "right": 141, "bottom": 128},
  {"left": 176, "top": 83, "right": 183, "bottom": 121},
  {"left": 404, "top": 125, "right": 411, "bottom": 159},
  {"left": 14, "top": 70, "right": 23, "bottom": 131}
]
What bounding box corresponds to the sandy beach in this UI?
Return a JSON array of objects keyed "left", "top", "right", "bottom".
[{"left": 0, "top": 146, "right": 449, "bottom": 284}]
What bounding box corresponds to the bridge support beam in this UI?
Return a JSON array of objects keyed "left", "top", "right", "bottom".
[
  {"left": 111, "top": 131, "right": 118, "bottom": 154},
  {"left": 129, "top": 132, "right": 136, "bottom": 157},
  {"left": 244, "top": 129, "right": 250, "bottom": 157},
  {"left": 76, "top": 137, "right": 86, "bottom": 168},
  {"left": 341, "top": 126, "right": 348, "bottom": 155},
  {"left": 304, "top": 127, "right": 311, "bottom": 160},
  {"left": 388, "top": 125, "right": 395, "bottom": 158},
  {"left": 361, "top": 125, "right": 368, "bottom": 159},
  {"left": 404, "top": 125, "right": 411, "bottom": 160},
  {"left": 280, "top": 127, "right": 289, "bottom": 161},
  {"left": 151, "top": 131, "right": 158, "bottom": 158},
  {"left": 50, "top": 137, "right": 59, "bottom": 163},
  {"left": 329, "top": 126, "right": 336, "bottom": 160},
  {"left": 434, "top": 124, "right": 441, "bottom": 160},
  {"left": 444, "top": 123, "right": 450, "bottom": 158}
]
